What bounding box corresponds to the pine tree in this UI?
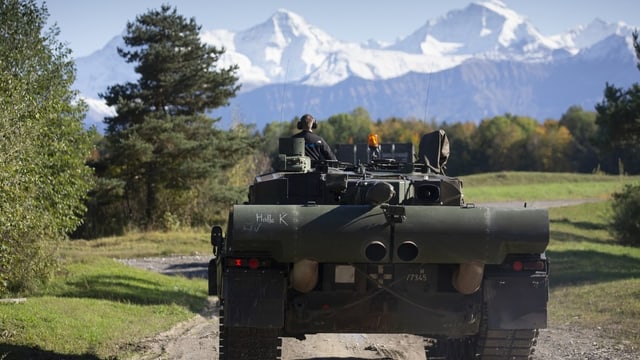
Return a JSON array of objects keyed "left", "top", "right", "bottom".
[
  {"left": 100, "top": 5, "right": 250, "bottom": 229},
  {"left": 594, "top": 30, "right": 640, "bottom": 174}
]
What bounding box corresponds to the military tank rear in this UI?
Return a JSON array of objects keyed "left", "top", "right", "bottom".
[{"left": 208, "top": 130, "right": 549, "bottom": 360}]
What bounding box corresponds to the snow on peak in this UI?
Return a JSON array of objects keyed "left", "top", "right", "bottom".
[
  {"left": 270, "top": 8, "right": 309, "bottom": 34},
  {"left": 225, "top": 9, "right": 338, "bottom": 83},
  {"left": 550, "top": 18, "right": 635, "bottom": 51},
  {"left": 387, "top": 0, "right": 557, "bottom": 58},
  {"left": 475, "top": 0, "right": 526, "bottom": 45}
]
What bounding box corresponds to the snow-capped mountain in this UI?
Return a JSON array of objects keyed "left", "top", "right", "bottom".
[
  {"left": 550, "top": 18, "right": 634, "bottom": 52},
  {"left": 74, "top": 0, "right": 638, "bottom": 131},
  {"left": 387, "top": 1, "right": 560, "bottom": 58}
]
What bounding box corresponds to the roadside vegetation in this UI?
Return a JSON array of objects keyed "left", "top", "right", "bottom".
[
  {"left": 1, "top": 230, "right": 210, "bottom": 359},
  {"left": 1, "top": 256, "right": 208, "bottom": 359}
]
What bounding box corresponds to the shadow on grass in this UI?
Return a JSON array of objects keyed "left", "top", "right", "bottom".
[
  {"left": 55, "top": 274, "right": 206, "bottom": 312},
  {"left": 0, "top": 344, "right": 101, "bottom": 360},
  {"left": 163, "top": 262, "right": 208, "bottom": 279},
  {"left": 550, "top": 230, "right": 612, "bottom": 244},
  {"left": 548, "top": 249, "right": 640, "bottom": 286},
  {"left": 550, "top": 217, "right": 608, "bottom": 231}
]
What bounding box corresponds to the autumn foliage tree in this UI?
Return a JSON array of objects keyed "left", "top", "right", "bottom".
[
  {"left": 559, "top": 106, "right": 599, "bottom": 173},
  {"left": 528, "top": 120, "right": 573, "bottom": 172}
]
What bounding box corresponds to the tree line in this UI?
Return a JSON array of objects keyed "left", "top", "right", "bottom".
[
  {"left": 1, "top": 1, "right": 639, "bottom": 295},
  {"left": 260, "top": 105, "right": 619, "bottom": 176}
]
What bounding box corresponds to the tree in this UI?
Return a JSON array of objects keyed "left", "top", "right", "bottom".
[
  {"left": 529, "top": 120, "right": 574, "bottom": 172},
  {"left": 98, "top": 5, "right": 250, "bottom": 229},
  {"left": 609, "top": 183, "right": 640, "bottom": 247},
  {"left": 559, "top": 106, "right": 599, "bottom": 172},
  {"left": 259, "top": 119, "right": 298, "bottom": 163},
  {"left": 441, "top": 122, "right": 478, "bottom": 175},
  {"left": 323, "top": 107, "right": 374, "bottom": 145},
  {"left": 596, "top": 30, "right": 640, "bottom": 247},
  {"left": 374, "top": 116, "right": 434, "bottom": 151},
  {"left": 594, "top": 31, "right": 640, "bottom": 174},
  {"left": 0, "top": 0, "right": 93, "bottom": 294},
  {"left": 473, "top": 114, "right": 537, "bottom": 171}
]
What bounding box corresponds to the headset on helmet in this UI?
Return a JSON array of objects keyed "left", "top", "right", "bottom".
[{"left": 297, "top": 114, "right": 318, "bottom": 130}]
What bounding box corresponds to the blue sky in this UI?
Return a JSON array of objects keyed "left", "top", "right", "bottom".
[{"left": 44, "top": 0, "right": 639, "bottom": 58}]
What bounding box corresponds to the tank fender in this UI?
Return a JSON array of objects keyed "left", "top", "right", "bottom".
[
  {"left": 208, "top": 258, "right": 217, "bottom": 296},
  {"left": 291, "top": 259, "right": 319, "bottom": 293},
  {"left": 452, "top": 260, "right": 484, "bottom": 295}
]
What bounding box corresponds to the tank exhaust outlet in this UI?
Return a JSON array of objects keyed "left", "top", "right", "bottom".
[
  {"left": 397, "top": 241, "right": 419, "bottom": 261},
  {"left": 365, "top": 241, "right": 387, "bottom": 262},
  {"left": 452, "top": 260, "right": 484, "bottom": 295},
  {"left": 291, "top": 259, "right": 319, "bottom": 293}
]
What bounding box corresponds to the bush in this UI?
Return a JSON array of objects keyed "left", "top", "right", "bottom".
[
  {"left": 609, "top": 183, "right": 640, "bottom": 246},
  {"left": 0, "top": 0, "right": 93, "bottom": 295}
]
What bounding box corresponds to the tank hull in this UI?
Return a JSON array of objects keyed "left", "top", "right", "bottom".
[{"left": 230, "top": 204, "right": 548, "bottom": 264}]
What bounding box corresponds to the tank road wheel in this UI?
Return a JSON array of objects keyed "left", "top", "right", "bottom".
[
  {"left": 218, "top": 307, "right": 282, "bottom": 360},
  {"left": 424, "top": 336, "right": 477, "bottom": 360}
]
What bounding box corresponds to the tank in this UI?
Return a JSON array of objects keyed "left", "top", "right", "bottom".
[{"left": 208, "top": 130, "right": 549, "bottom": 360}]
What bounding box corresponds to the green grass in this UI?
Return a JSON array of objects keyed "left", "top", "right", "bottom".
[
  {"left": 2, "top": 171, "right": 639, "bottom": 358},
  {"left": 0, "top": 252, "right": 208, "bottom": 359},
  {"left": 1, "top": 297, "right": 190, "bottom": 358},
  {"left": 460, "top": 171, "right": 639, "bottom": 202}
]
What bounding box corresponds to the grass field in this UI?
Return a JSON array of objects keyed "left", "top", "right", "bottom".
[
  {"left": 0, "top": 234, "right": 211, "bottom": 359},
  {"left": 0, "top": 257, "right": 209, "bottom": 359},
  {"left": 460, "top": 171, "right": 637, "bottom": 202},
  {"left": 1, "top": 172, "right": 638, "bottom": 359},
  {"left": 546, "top": 201, "right": 640, "bottom": 347}
]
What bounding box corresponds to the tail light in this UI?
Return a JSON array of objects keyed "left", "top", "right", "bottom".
[
  {"left": 512, "top": 259, "right": 546, "bottom": 272},
  {"left": 227, "top": 257, "right": 270, "bottom": 269}
]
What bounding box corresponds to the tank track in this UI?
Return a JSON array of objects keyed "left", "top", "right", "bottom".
[
  {"left": 474, "top": 328, "right": 538, "bottom": 359},
  {"left": 218, "top": 306, "right": 282, "bottom": 360},
  {"left": 424, "top": 336, "right": 476, "bottom": 359}
]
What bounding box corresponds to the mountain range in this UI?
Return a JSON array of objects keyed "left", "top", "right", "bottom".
[{"left": 74, "top": 0, "right": 639, "bottom": 131}]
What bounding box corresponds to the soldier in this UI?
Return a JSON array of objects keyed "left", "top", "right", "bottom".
[{"left": 292, "top": 114, "right": 337, "bottom": 161}]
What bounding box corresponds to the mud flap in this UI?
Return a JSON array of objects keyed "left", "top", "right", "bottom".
[
  {"left": 223, "top": 269, "right": 286, "bottom": 328},
  {"left": 484, "top": 274, "right": 548, "bottom": 329},
  {"left": 208, "top": 258, "right": 217, "bottom": 296}
]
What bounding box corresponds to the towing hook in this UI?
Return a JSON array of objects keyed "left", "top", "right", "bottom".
[{"left": 381, "top": 204, "right": 406, "bottom": 223}]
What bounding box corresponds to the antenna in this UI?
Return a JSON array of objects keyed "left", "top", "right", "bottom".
[
  {"left": 280, "top": 60, "right": 290, "bottom": 122},
  {"left": 423, "top": 61, "right": 433, "bottom": 124}
]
